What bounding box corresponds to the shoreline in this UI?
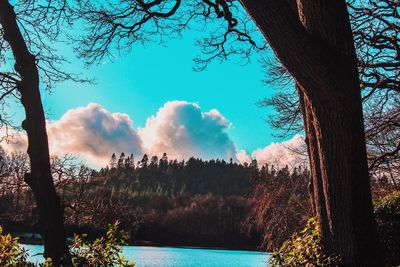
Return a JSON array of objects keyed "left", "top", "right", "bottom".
[
  {"left": 20, "top": 237, "right": 263, "bottom": 252},
  {"left": 131, "top": 242, "right": 264, "bottom": 252},
  {"left": 22, "top": 242, "right": 269, "bottom": 254}
]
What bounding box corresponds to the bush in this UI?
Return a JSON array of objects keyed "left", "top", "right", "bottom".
[
  {"left": 374, "top": 191, "right": 400, "bottom": 266},
  {"left": 0, "top": 223, "right": 135, "bottom": 267},
  {"left": 269, "top": 218, "right": 340, "bottom": 267},
  {"left": 0, "top": 226, "right": 34, "bottom": 267},
  {"left": 70, "top": 222, "right": 135, "bottom": 267}
]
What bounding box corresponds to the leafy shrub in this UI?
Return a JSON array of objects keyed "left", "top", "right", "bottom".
[
  {"left": 0, "top": 223, "right": 135, "bottom": 267},
  {"left": 0, "top": 226, "right": 35, "bottom": 267},
  {"left": 374, "top": 191, "right": 400, "bottom": 266},
  {"left": 269, "top": 218, "right": 340, "bottom": 267},
  {"left": 70, "top": 222, "right": 135, "bottom": 267}
]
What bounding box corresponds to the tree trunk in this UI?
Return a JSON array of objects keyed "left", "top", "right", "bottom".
[
  {"left": 239, "top": 0, "right": 382, "bottom": 265},
  {"left": 0, "top": 1, "right": 71, "bottom": 265},
  {"left": 297, "top": 84, "right": 331, "bottom": 241}
]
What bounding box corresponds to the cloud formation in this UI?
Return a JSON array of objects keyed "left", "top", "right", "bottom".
[
  {"left": 0, "top": 127, "right": 28, "bottom": 153},
  {"left": 47, "top": 103, "right": 144, "bottom": 165},
  {"left": 235, "top": 149, "right": 252, "bottom": 164},
  {"left": 138, "top": 101, "right": 236, "bottom": 160},
  {"left": 237, "top": 134, "right": 308, "bottom": 168},
  {"left": 2, "top": 103, "right": 143, "bottom": 166},
  {"left": 1, "top": 102, "right": 307, "bottom": 169}
]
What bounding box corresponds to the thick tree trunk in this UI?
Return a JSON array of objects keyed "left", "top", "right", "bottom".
[
  {"left": 297, "top": 84, "right": 331, "bottom": 241},
  {"left": 0, "top": 1, "right": 71, "bottom": 265},
  {"left": 240, "top": 0, "right": 382, "bottom": 265}
]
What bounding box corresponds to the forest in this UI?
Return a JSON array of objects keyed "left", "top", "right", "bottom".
[
  {"left": 0, "top": 150, "right": 310, "bottom": 250},
  {"left": 1, "top": 148, "right": 398, "bottom": 264}
]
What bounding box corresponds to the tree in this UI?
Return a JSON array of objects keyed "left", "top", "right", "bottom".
[
  {"left": 257, "top": 2, "right": 398, "bottom": 262},
  {"left": 260, "top": 0, "right": 399, "bottom": 185},
  {"left": 71, "top": 0, "right": 382, "bottom": 264},
  {"left": 0, "top": 1, "right": 72, "bottom": 265},
  {"left": 246, "top": 166, "right": 311, "bottom": 250},
  {"left": 241, "top": 1, "right": 381, "bottom": 265},
  {"left": 118, "top": 153, "right": 126, "bottom": 169},
  {"left": 109, "top": 153, "right": 117, "bottom": 169},
  {"left": 350, "top": 0, "right": 399, "bottom": 185},
  {"left": 124, "top": 154, "right": 134, "bottom": 169},
  {"left": 0, "top": 148, "right": 30, "bottom": 219},
  {"left": 140, "top": 154, "right": 149, "bottom": 168}
]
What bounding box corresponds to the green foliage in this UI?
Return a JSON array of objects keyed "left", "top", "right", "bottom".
[
  {"left": 70, "top": 222, "right": 135, "bottom": 267},
  {"left": 269, "top": 218, "right": 341, "bottom": 267},
  {"left": 0, "top": 226, "right": 35, "bottom": 267},
  {"left": 0, "top": 223, "right": 135, "bottom": 267},
  {"left": 374, "top": 191, "right": 400, "bottom": 266}
]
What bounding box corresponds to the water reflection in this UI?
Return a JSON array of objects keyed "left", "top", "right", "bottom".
[{"left": 23, "top": 245, "right": 270, "bottom": 267}]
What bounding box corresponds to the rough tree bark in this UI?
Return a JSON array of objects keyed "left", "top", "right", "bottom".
[
  {"left": 239, "top": 0, "right": 382, "bottom": 266},
  {"left": 0, "top": 1, "right": 71, "bottom": 265}
]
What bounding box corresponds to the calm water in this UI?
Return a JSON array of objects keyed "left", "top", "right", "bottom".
[{"left": 23, "top": 245, "right": 270, "bottom": 267}]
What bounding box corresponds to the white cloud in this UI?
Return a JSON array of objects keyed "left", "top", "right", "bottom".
[
  {"left": 138, "top": 101, "right": 237, "bottom": 160},
  {"left": 235, "top": 149, "right": 252, "bottom": 164},
  {"left": 237, "top": 134, "right": 308, "bottom": 168},
  {"left": 0, "top": 127, "right": 28, "bottom": 153},
  {"left": 1, "top": 102, "right": 308, "bottom": 169},
  {"left": 1, "top": 103, "right": 144, "bottom": 166}
]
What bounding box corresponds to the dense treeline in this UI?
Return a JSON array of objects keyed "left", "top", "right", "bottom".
[
  {"left": 98, "top": 152, "right": 252, "bottom": 196},
  {"left": 1, "top": 148, "right": 398, "bottom": 255},
  {"left": 0, "top": 149, "right": 312, "bottom": 250},
  {"left": 87, "top": 153, "right": 312, "bottom": 249}
]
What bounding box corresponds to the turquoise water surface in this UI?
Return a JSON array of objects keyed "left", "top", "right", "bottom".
[{"left": 23, "top": 245, "right": 270, "bottom": 267}]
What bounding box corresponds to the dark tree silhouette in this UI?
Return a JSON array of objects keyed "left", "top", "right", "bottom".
[
  {"left": 0, "top": 0, "right": 86, "bottom": 265},
  {"left": 350, "top": 0, "right": 399, "bottom": 184},
  {"left": 260, "top": 0, "right": 399, "bottom": 183},
  {"left": 246, "top": 2, "right": 381, "bottom": 264},
  {"left": 0, "top": 3, "right": 70, "bottom": 266}
]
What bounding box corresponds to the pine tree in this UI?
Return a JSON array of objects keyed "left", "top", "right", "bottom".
[
  {"left": 117, "top": 153, "right": 125, "bottom": 169},
  {"left": 109, "top": 153, "right": 117, "bottom": 169}
]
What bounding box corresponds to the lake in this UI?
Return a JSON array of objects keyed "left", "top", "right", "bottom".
[{"left": 23, "top": 245, "right": 270, "bottom": 267}]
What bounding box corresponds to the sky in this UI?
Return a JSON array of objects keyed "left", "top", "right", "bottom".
[
  {"left": 3, "top": 16, "right": 306, "bottom": 168},
  {"left": 42, "top": 30, "right": 274, "bottom": 152}
]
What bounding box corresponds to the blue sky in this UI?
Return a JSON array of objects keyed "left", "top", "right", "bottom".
[
  {"left": 4, "top": 16, "right": 307, "bottom": 168},
  {"left": 37, "top": 28, "right": 279, "bottom": 154}
]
